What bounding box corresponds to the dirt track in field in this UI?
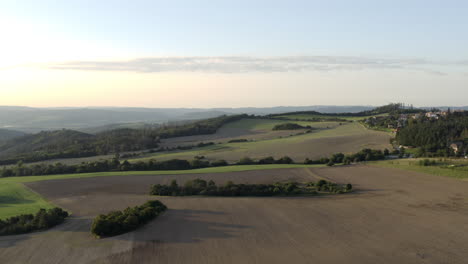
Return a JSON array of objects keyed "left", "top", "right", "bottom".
[{"left": 1, "top": 165, "right": 468, "bottom": 264}]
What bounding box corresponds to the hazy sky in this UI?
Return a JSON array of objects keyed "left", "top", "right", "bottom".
[{"left": 1, "top": 0, "right": 467, "bottom": 107}]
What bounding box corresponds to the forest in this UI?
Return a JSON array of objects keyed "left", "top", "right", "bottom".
[{"left": 396, "top": 112, "right": 468, "bottom": 155}]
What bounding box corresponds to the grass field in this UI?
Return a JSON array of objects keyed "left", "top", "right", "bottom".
[
  {"left": 7, "top": 118, "right": 388, "bottom": 168},
  {"left": 159, "top": 118, "right": 342, "bottom": 149},
  {"left": 133, "top": 122, "right": 392, "bottom": 163},
  {"left": 371, "top": 158, "right": 468, "bottom": 179},
  {"left": 0, "top": 182, "right": 55, "bottom": 219},
  {"left": 0, "top": 164, "right": 323, "bottom": 219}
]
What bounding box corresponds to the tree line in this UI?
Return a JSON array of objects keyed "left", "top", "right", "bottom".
[
  {"left": 305, "top": 148, "right": 387, "bottom": 166},
  {"left": 0, "top": 148, "right": 389, "bottom": 178},
  {"left": 150, "top": 178, "right": 353, "bottom": 197},
  {"left": 0, "top": 208, "right": 68, "bottom": 236},
  {"left": 272, "top": 123, "right": 312, "bottom": 130},
  {"left": 91, "top": 200, "right": 167, "bottom": 238}
]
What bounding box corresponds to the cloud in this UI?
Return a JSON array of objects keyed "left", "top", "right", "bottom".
[{"left": 47, "top": 56, "right": 465, "bottom": 74}]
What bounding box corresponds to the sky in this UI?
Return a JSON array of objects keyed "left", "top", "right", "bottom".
[{"left": 0, "top": 0, "right": 467, "bottom": 108}]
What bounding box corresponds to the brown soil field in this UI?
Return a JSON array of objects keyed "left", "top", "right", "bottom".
[{"left": 2, "top": 165, "right": 468, "bottom": 263}]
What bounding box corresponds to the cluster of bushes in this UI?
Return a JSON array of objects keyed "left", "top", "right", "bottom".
[
  {"left": 272, "top": 123, "right": 312, "bottom": 130},
  {"left": 228, "top": 139, "right": 249, "bottom": 143},
  {"left": 150, "top": 178, "right": 352, "bottom": 197},
  {"left": 306, "top": 179, "right": 352, "bottom": 193},
  {"left": 237, "top": 156, "right": 294, "bottom": 165},
  {"left": 0, "top": 208, "right": 68, "bottom": 236},
  {"left": 418, "top": 159, "right": 437, "bottom": 166},
  {"left": 91, "top": 200, "right": 167, "bottom": 238}
]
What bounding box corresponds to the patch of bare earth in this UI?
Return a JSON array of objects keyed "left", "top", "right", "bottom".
[{"left": 1, "top": 165, "right": 468, "bottom": 263}]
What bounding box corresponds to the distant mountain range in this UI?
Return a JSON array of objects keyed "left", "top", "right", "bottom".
[
  {"left": 0, "top": 105, "right": 375, "bottom": 133},
  {"left": 0, "top": 105, "right": 466, "bottom": 133}
]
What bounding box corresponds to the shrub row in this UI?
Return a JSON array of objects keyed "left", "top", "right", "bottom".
[
  {"left": 2, "top": 148, "right": 389, "bottom": 178},
  {"left": 418, "top": 159, "right": 437, "bottom": 166},
  {"left": 91, "top": 200, "right": 167, "bottom": 238},
  {"left": 228, "top": 139, "right": 249, "bottom": 143},
  {"left": 272, "top": 123, "right": 312, "bottom": 130},
  {"left": 150, "top": 178, "right": 352, "bottom": 197},
  {"left": 305, "top": 148, "right": 386, "bottom": 166},
  {"left": 0, "top": 208, "right": 69, "bottom": 236}
]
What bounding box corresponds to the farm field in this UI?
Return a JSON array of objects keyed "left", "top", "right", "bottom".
[
  {"left": 5, "top": 118, "right": 388, "bottom": 167},
  {"left": 0, "top": 164, "right": 323, "bottom": 219},
  {"left": 1, "top": 165, "right": 468, "bottom": 263},
  {"left": 371, "top": 158, "right": 468, "bottom": 180},
  {"left": 159, "top": 118, "right": 342, "bottom": 148},
  {"left": 133, "top": 121, "right": 392, "bottom": 163}
]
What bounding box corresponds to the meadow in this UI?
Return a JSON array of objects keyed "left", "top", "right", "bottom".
[
  {"left": 0, "top": 183, "right": 54, "bottom": 219},
  {"left": 371, "top": 158, "right": 468, "bottom": 180},
  {"left": 133, "top": 121, "right": 392, "bottom": 162}
]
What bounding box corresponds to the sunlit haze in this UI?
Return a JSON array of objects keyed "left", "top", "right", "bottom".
[{"left": 1, "top": 0, "right": 467, "bottom": 107}]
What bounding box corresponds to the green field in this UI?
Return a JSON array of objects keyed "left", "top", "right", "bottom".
[
  {"left": 0, "top": 164, "right": 323, "bottom": 219},
  {"left": 132, "top": 122, "right": 390, "bottom": 163},
  {"left": 371, "top": 158, "right": 468, "bottom": 179},
  {"left": 0, "top": 182, "right": 55, "bottom": 219}
]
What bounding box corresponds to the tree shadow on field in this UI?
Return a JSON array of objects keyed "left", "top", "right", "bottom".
[{"left": 113, "top": 209, "right": 251, "bottom": 244}]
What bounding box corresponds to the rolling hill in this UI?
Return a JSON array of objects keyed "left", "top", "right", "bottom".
[
  {"left": 0, "top": 130, "right": 96, "bottom": 162},
  {"left": 0, "top": 115, "right": 245, "bottom": 164},
  {"left": 0, "top": 105, "right": 375, "bottom": 132}
]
